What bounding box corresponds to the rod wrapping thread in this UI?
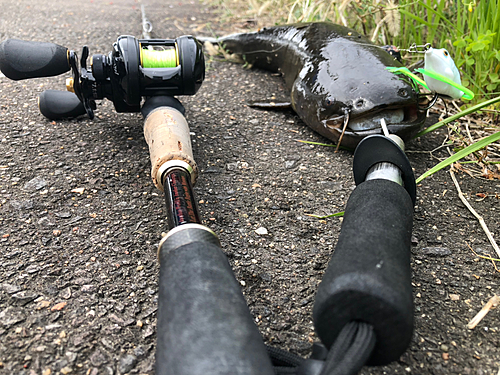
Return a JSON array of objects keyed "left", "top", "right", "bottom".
[
  {"left": 313, "top": 179, "right": 414, "bottom": 366},
  {"left": 163, "top": 168, "right": 200, "bottom": 230},
  {"left": 143, "top": 107, "right": 198, "bottom": 189}
]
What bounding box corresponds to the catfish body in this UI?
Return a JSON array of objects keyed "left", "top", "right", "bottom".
[{"left": 220, "top": 23, "right": 426, "bottom": 148}]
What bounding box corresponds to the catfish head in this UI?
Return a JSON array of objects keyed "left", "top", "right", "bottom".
[{"left": 290, "top": 35, "right": 426, "bottom": 149}]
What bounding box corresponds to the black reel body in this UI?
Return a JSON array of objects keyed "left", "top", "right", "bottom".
[
  {"left": 0, "top": 35, "right": 205, "bottom": 119},
  {"left": 89, "top": 35, "right": 205, "bottom": 115}
]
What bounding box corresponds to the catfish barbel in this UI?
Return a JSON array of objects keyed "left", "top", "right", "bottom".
[{"left": 216, "top": 22, "right": 426, "bottom": 148}]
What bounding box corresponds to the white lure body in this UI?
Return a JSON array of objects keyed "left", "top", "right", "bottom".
[{"left": 424, "top": 47, "right": 464, "bottom": 99}]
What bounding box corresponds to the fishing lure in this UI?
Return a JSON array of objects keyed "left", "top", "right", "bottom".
[
  {"left": 387, "top": 44, "right": 474, "bottom": 100},
  {"left": 423, "top": 47, "right": 464, "bottom": 99}
]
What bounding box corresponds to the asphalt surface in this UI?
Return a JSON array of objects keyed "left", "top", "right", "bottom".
[{"left": 1, "top": 0, "right": 500, "bottom": 374}]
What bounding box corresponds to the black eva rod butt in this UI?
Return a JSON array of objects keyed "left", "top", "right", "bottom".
[
  {"left": 0, "top": 39, "right": 70, "bottom": 80},
  {"left": 313, "top": 179, "right": 414, "bottom": 366},
  {"left": 156, "top": 237, "right": 274, "bottom": 375},
  {"left": 38, "top": 90, "right": 86, "bottom": 120}
]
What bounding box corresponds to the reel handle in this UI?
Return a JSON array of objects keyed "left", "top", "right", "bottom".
[
  {"left": 38, "top": 90, "right": 86, "bottom": 120},
  {"left": 0, "top": 39, "right": 70, "bottom": 80}
]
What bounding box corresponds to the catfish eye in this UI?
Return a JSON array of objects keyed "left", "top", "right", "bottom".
[
  {"left": 355, "top": 99, "right": 364, "bottom": 108},
  {"left": 325, "top": 98, "right": 335, "bottom": 106},
  {"left": 443, "top": 50, "right": 449, "bottom": 57},
  {"left": 398, "top": 88, "right": 408, "bottom": 98}
]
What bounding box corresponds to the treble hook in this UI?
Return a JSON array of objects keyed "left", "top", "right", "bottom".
[
  {"left": 403, "top": 43, "right": 432, "bottom": 54},
  {"left": 418, "top": 92, "right": 439, "bottom": 111}
]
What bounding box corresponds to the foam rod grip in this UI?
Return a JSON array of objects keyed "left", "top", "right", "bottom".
[
  {"left": 156, "top": 236, "right": 274, "bottom": 375},
  {"left": 38, "top": 90, "right": 86, "bottom": 120},
  {"left": 0, "top": 39, "right": 70, "bottom": 80},
  {"left": 313, "top": 179, "right": 414, "bottom": 366}
]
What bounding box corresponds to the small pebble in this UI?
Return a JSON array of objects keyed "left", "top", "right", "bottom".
[
  {"left": 61, "top": 287, "right": 72, "bottom": 299},
  {"left": 36, "top": 300, "right": 51, "bottom": 310},
  {"left": 421, "top": 247, "right": 451, "bottom": 257},
  {"left": 55, "top": 211, "right": 71, "bottom": 219},
  {"left": 24, "top": 176, "right": 47, "bottom": 191},
  {"left": 119, "top": 355, "right": 137, "bottom": 374},
  {"left": 255, "top": 227, "right": 268, "bottom": 235},
  {"left": 51, "top": 302, "right": 67, "bottom": 311}
]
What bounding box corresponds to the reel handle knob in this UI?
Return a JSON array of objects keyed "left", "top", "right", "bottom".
[
  {"left": 38, "top": 90, "right": 86, "bottom": 120},
  {"left": 0, "top": 39, "right": 70, "bottom": 80}
]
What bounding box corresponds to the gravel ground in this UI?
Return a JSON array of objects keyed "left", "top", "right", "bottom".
[{"left": 1, "top": 0, "right": 500, "bottom": 374}]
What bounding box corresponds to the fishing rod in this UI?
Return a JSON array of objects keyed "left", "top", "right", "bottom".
[
  {"left": 141, "top": 4, "right": 153, "bottom": 39},
  {"left": 0, "top": 14, "right": 417, "bottom": 375},
  {"left": 0, "top": 28, "right": 275, "bottom": 375}
]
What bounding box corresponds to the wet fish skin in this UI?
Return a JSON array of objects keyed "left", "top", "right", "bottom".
[{"left": 219, "top": 22, "right": 426, "bottom": 148}]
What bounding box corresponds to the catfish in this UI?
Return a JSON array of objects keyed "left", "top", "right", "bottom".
[{"left": 215, "top": 22, "right": 426, "bottom": 148}]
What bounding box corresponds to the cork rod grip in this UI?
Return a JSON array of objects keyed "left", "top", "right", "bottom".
[{"left": 143, "top": 107, "right": 198, "bottom": 189}]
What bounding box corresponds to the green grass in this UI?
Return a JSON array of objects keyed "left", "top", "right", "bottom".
[
  {"left": 394, "top": 0, "right": 500, "bottom": 104},
  {"left": 415, "top": 129, "right": 500, "bottom": 183},
  {"left": 226, "top": 0, "right": 500, "bottom": 105}
]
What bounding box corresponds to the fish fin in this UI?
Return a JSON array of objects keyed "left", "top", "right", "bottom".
[{"left": 247, "top": 100, "right": 292, "bottom": 110}]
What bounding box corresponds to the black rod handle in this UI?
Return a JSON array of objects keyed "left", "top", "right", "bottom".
[
  {"left": 0, "top": 39, "right": 70, "bottom": 80},
  {"left": 313, "top": 179, "right": 414, "bottom": 366},
  {"left": 38, "top": 90, "right": 86, "bottom": 120},
  {"left": 156, "top": 225, "right": 275, "bottom": 375}
]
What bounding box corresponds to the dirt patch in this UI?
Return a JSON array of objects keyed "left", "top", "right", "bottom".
[{"left": 1, "top": 0, "right": 499, "bottom": 374}]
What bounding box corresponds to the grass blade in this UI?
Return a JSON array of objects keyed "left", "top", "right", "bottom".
[
  {"left": 306, "top": 211, "right": 345, "bottom": 219},
  {"left": 399, "top": 9, "right": 434, "bottom": 27},
  {"left": 296, "top": 139, "right": 352, "bottom": 150},
  {"left": 415, "top": 131, "right": 500, "bottom": 183},
  {"left": 416, "top": 0, "right": 457, "bottom": 31},
  {"left": 415, "top": 96, "right": 500, "bottom": 137}
]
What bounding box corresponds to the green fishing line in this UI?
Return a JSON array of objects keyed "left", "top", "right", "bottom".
[
  {"left": 386, "top": 66, "right": 474, "bottom": 100},
  {"left": 141, "top": 48, "right": 178, "bottom": 68}
]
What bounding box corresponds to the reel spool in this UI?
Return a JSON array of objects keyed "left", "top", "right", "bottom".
[{"left": 140, "top": 46, "right": 178, "bottom": 68}]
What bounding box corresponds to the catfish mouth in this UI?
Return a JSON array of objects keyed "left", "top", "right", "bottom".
[{"left": 323, "top": 104, "right": 422, "bottom": 133}]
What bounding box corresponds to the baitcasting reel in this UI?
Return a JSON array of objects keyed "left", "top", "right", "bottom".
[{"left": 0, "top": 35, "right": 205, "bottom": 119}]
